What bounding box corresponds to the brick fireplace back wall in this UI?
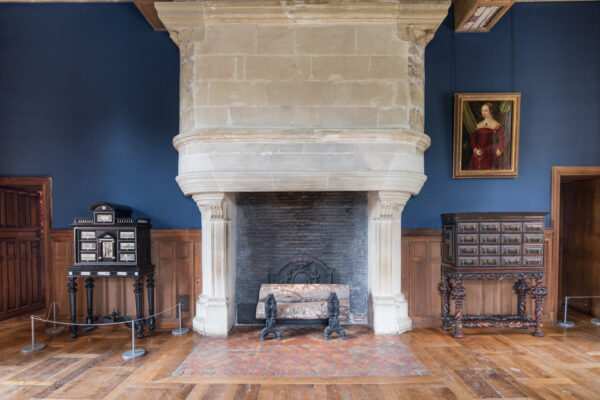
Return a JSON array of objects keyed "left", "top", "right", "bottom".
[{"left": 235, "top": 192, "right": 367, "bottom": 325}]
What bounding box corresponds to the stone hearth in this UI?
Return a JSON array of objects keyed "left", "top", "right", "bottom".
[{"left": 156, "top": 0, "right": 449, "bottom": 336}]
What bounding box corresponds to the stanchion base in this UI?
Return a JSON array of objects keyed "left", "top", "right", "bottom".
[
  {"left": 557, "top": 321, "right": 576, "bottom": 328},
  {"left": 45, "top": 327, "right": 65, "bottom": 334},
  {"left": 21, "top": 343, "right": 45, "bottom": 353},
  {"left": 122, "top": 349, "right": 145, "bottom": 359},
  {"left": 172, "top": 328, "right": 190, "bottom": 336},
  {"left": 591, "top": 319, "right": 600, "bottom": 326}
]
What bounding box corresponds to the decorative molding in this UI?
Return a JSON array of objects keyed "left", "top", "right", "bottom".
[
  {"left": 173, "top": 129, "right": 431, "bottom": 151},
  {"left": 177, "top": 171, "right": 428, "bottom": 195},
  {"left": 370, "top": 191, "right": 411, "bottom": 220},
  {"left": 156, "top": 1, "right": 449, "bottom": 28},
  {"left": 192, "top": 193, "right": 228, "bottom": 220}
]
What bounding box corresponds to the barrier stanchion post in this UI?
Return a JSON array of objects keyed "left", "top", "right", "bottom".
[
  {"left": 45, "top": 302, "right": 65, "bottom": 334},
  {"left": 172, "top": 303, "right": 190, "bottom": 336},
  {"left": 122, "top": 320, "right": 145, "bottom": 360},
  {"left": 557, "top": 296, "right": 575, "bottom": 328},
  {"left": 21, "top": 316, "right": 46, "bottom": 353}
]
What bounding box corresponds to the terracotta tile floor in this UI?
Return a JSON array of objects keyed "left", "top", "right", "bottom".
[{"left": 173, "top": 325, "right": 429, "bottom": 378}]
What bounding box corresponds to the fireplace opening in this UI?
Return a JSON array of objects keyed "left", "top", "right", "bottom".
[{"left": 235, "top": 192, "right": 368, "bottom": 325}]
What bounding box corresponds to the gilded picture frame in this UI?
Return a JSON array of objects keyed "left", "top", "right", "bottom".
[{"left": 453, "top": 93, "right": 520, "bottom": 178}]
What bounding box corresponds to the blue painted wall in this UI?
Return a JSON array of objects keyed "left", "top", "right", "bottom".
[
  {"left": 405, "top": 2, "right": 600, "bottom": 228},
  {"left": 0, "top": 4, "right": 199, "bottom": 228},
  {"left": 0, "top": 3, "right": 598, "bottom": 229}
]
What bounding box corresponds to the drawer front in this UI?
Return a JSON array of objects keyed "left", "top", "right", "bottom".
[
  {"left": 524, "top": 257, "right": 544, "bottom": 266},
  {"left": 502, "top": 234, "right": 522, "bottom": 245},
  {"left": 480, "top": 245, "right": 500, "bottom": 255},
  {"left": 524, "top": 234, "right": 544, "bottom": 244},
  {"left": 502, "top": 222, "right": 522, "bottom": 233},
  {"left": 502, "top": 256, "right": 522, "bottom": 266},
  {"left": 458, "top": 222, "right": 478, "bottom": 233},
  {"left": 458, "top": 234, "right": 478, "bottom": 244},
  {"left": 480, "top": 234, "right": 500, "bottom": 244},
  {"left": 501, "top": 245, "right": 521, "bottom": 256},
  {"left": 458, "top": 245, "right": 478, "bottom": 256},
  {"left": 480, "top": 222, "right": 500, "bottom": 233},
  {"left": 524, "top": 222, "right": 544, "bottom": 232},
  {"left": 458, "top": 257, "right": 478, "bottom": 267},
  {"left": 524, "top": 245, "right": 544, "bottom": 256},
  {"left": 480, "top": 256, "right": 500, "bottom": 266}
]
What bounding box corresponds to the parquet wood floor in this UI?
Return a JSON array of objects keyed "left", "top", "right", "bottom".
[{"left": 1, "top": 310, "right": 599, "bottom": 399}]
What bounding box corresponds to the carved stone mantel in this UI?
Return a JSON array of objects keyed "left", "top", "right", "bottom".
[{"left": 157, "top": 0, "right": 449, "bottom": 336}]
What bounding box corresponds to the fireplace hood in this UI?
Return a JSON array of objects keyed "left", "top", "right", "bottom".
[{"left": 156, "top": 0, "right": 450, "bottom": 336}]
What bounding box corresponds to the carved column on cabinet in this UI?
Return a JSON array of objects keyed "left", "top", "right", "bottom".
[
  {"left": 451, "top": 277, "right": 466, "bottom": 338},
  {"left": 531, "top": 278, "right": 548, "bottom": 337}
]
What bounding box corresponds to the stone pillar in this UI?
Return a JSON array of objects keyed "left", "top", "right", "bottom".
[
  {"left": 192, "top": 192, "right": 236, "bottom": 336},
  {"left": 368, "top": 191, "right": 412, "bottom": 334}
]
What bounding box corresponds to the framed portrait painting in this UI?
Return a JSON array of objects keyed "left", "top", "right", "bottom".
[{"left": 453, "top": 93, "right": 520, "bottom": 178}]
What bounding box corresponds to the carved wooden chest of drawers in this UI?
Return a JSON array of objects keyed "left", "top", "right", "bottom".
[{"left": 440, "top": 212, "right": 548, "bottom": 338}]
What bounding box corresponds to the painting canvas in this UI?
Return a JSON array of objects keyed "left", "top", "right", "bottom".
[{"left": 453, "top": 93, "right": 520, "bottom": 178}]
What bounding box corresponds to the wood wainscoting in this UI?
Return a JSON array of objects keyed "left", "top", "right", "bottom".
[
  {"left": 49, "top": 229, "right": 201, "bottom": 328},
  {"left": 402, "top": 228, "right": 555, "bottom": 328},
  {"left": 48, "top": 227, "right": 553, "bottom": 330}
]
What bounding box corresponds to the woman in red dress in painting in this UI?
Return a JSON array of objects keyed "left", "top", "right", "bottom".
[{"left": 469, "top": 103, "right": 504, "bottom": 170}]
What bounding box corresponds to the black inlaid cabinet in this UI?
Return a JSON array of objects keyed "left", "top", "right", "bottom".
[
  {"left": 67, "top": 202, "right": 155, "bottom": 338},
  {"left": 440, "top": 212, "right": 548, "bottom": 338}
]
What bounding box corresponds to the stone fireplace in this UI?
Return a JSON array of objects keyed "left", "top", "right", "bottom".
[{"left": 156, "top": 0, "right": 449, "bottom": 336}]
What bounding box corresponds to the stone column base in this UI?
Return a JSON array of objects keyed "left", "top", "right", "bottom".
[
  {"left": 372, "top": 294, "right": 412, "bottom": 335},
  {"left": 193, "top": 295, "right": 231, "bottom": 336}
]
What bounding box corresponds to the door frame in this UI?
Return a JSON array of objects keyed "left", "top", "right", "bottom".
[
  {"left": 0, "top": 177, "right": 52, "bottom": 312},
  {"left": 551, "top": 166, "right": 600, "bottom": 316}
]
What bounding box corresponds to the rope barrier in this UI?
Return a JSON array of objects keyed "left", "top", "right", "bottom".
[
  {"left": 31, "top": 303, "right": 180, "bottom": 327},
  {"left": 21, "top": 303, "right": 189, "bottom": 358}
]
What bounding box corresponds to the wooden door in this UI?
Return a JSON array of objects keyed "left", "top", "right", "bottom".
[{"left": 0, "top": 186, "right": 45, "bottom": 319}]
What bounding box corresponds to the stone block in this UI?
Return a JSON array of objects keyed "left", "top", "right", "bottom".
[
  {"left": 196, "top": 24, "right": 257, "bottom": 54},
  {"left": 370, "top": 56, "right": 407, "bottom": 79},
  {"left": 296, "top": 25, "right": 355, "bottom": 55},
  {"left": 209, "top": 82, "right": 267, "bottom": 106},
  {"left": 230, "top": 106, "right": 292, "bottom": 127},
  {"left": 180, "top": 59, "right": 194, "bottom": 90},
  {"left": 195, "top": 56, "right": 236, "bottom": 80},
  {"left": 409, "top": 108, "right": 424, "bottom": 131},
  {"left": 291, "top": 106, "right": 319, "bottom": 127},
  {"left": 409, "top": 82, "right": 424, "bottom": 109},
  {"left": 356, "top": 24, "right": 408, "bottom": 55},
  {"left": 317, "top": 107, "right": 378, "bottom": 128},
  {"left": 245, "top": 56, "right": 310, "bottom": 80},
  {"left": 180, "top": 107, "right": 195, "bottom": 133},
  {"left": 267, "top": 82, "right": 335, "bottom": 106},
  {"left": 192, "top": 82, "right": 209, "bottom": 106},
  {"left": 257, "top": 25, "right": 295, "bottom": 55},
  {"left": 194, "top": 106, "right": 230, "bottom": 128},
  {"left": 378, "top": 107, "right": 409, "bottom": 128},
  {"left": 311, "top": 56, "right": 370, "bottom": 81},
  {"left": 335, "top": 82, "right": 394, "bottom": 106}
]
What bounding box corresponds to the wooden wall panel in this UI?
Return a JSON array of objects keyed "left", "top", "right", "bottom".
[
  {"left": 403, "top": 228, "right": 555, "bottom": 328},
  {"left": 48, "top": 226, "right": 555, "bottom": 330},
  {"left": 0, "top": 186, "right": 45, "bottom": 320},
  {"left": 560, "top": 178, "right": 600, "bottom": 315},
  {"left": 49, "top": 229, "right": 201, "bottom": 328}
]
